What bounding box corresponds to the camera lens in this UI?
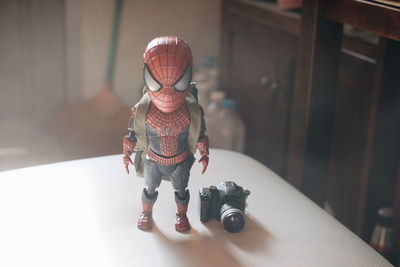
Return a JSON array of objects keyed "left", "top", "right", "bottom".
[{"left": 220, "top": 203, "right": 245, "bottom": 233}]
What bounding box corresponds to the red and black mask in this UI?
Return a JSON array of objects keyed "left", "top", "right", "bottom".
[{"left": 143, "top": 36, "right": 193, "bottom": 113}]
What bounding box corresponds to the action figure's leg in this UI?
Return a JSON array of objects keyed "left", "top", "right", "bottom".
[
  {"left": 170, "top": 158, "right": 192, "bottom": 232},
  {"left": 143, "top": 158, "right": 163, "bottom": 197},
  {"left": 137, "top": 159, "right": 163, "bottom": 231}
]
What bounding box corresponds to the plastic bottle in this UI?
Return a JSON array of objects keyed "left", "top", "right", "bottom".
[
  {"left": 369, "top": 207, "right": 397, "bottom": 265},
  {"left": 210, "top": 99, "right": 245, "bottom": 153},
  {"left": 194, "top": 56, "right": 219, "bottom": 109},
  {"left": 205, "top": 91, "right": 225, "bottom": 143},
  {"left": 201, "top": 56, "right": 219, "bottom": 92},
  {"left": 205, "top": 91, "right": 226, "bottom": 120}
]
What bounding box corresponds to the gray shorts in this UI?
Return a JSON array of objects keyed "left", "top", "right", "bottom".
[{"left": 143, "top": 155, "right": 194, "bottom": 191}]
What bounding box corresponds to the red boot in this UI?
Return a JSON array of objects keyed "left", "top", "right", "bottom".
[
  {"left": 175, "top": 204, "right": 191, "bottom": 232},
  {"left": 137, "top": 203, "right": 153, "bottom": 230}
]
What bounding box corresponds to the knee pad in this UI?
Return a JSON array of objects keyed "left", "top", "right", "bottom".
[
  {"left": 174, "top": 189, "right": 190, "bottom": 206},
  {"left": 142, "top": 188, "right": 158, "bottom": 204}
]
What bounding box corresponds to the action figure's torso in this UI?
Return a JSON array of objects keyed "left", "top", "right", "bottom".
[{"left": 146, "top": 102, "right": 190, "bottom": 158}]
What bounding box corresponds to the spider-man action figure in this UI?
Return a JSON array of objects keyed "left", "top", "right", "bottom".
[{"left": 122, "top": 36, "right": 209, "bottom": 232}]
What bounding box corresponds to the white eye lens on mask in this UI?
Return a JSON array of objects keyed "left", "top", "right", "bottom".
[
  {"left": 174, "top": 65, "right": 192, "bottom": 92},
  {"left": 143, "top": 64, "right": 162, "bottom": 92}
]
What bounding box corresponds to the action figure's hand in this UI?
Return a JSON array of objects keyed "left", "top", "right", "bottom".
[
  {"left": 122, "top": 135, "right": 136, "bottom": 174},
  {"left": 123, "top": 154, "right": 134, "bottom": 174},
  {"left": 198, "top": 155, "right": 209, "bottom": 174}
]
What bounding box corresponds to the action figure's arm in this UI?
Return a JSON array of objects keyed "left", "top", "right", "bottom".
[
  {"left": 123, "top": 105, "right": 138, "bottom": 174},
  {"left": 197, "top": 107, "right": 209, "bottom": 174}
]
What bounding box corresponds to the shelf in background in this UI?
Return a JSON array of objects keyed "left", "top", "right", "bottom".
[
  {"left": 325, "top": 0, "right": 400, "bottom": 41},
  {"left": 225, "top": 0, "right": 301, "bottom": 36}
]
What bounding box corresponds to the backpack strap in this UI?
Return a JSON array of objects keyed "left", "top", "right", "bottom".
[
  {"left": 132, "top": 91, "right": 151, "bottom": 177},
  {"left": 187, "top": 83, "right": 202, "bottom": 154},
  {"left": 133, "top": 91, "right": 151, "bottom": 152}
]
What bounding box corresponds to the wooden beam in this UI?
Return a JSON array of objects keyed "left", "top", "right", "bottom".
[
  {"left": 287, "top": 0, "right": 343, "bottom": 205},
  {"left": 325, "top": 0, "right": 400, "bottom": 42},
  {"left": 354, "top": 38, "right": 387, "bottom": 236},
  {"left": 360, "top": 39, "right": 400, "bottom": 238},
  {"left": 395, "top": 158, "right": 400, "bottom": 256}
]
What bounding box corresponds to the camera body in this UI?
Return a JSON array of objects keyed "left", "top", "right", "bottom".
[{"left": 199, "top": 181, "right": 250, "bottom": 233}]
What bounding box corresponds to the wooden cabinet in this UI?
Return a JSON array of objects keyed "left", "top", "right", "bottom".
[
  {"left": 326, "top": 39, "right": 378, "bottom": 233},
  {"left": 220, "top": 0, "right": 400, "bottom": 244},
  {"left": 220, "top": 0, "right": 298, "bottom": 176}
]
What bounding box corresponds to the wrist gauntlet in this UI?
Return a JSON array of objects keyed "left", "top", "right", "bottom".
[
  {"left": 197, "top": 136, "right": 209, "bottom": 156},
  {"left": 123, "top": 135, "right": 136, "bottom": 155}
]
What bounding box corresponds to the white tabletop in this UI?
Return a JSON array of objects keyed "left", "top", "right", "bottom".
[{"left": 0, "top": 149, "right": 390, "bottom": 267}]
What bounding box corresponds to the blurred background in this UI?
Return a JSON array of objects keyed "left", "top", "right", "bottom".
[
  {"left": 0, "top": 0, "right": 400, "bottom": 264},
  {"left": 0, "top": 0, "right": 221, "bottom": 168}
]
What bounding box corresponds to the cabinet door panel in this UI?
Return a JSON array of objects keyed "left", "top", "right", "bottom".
[
  {"left": 326, "top": 52, "right": 375, "bottom": 231},
  {"left": 226, "top": 16, "right": 297, "bottom": 176}
]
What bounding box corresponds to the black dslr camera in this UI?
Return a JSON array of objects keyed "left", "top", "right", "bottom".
[{"left": 199, "top": 181, "right": 250, "bottom": 233}]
